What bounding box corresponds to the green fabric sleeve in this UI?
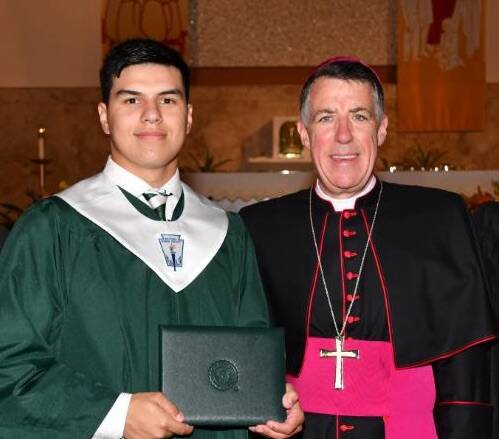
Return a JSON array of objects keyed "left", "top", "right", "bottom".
[
  {"left": 0, "top": 200, "right": 118, "bottom": 439},
  {"left": 227, "top": 212, "right": 270, "bottom": 328}
]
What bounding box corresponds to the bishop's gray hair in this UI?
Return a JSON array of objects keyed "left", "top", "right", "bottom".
[{"left": 299, "top": 59, "right": 385, "bottom": 124}]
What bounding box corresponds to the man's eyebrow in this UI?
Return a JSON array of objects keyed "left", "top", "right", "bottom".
[
  {"left": 114, "top": 88, "right": 185, "bottom": 97},
  {"left": 350, "top": 106, "right": 372, "bottom": 114},
  {"left": 313, "top": 108, "right": 335, "bottom": 116},
  {"left": 158, "top": 88, "right": 184, "bottom": 97},
  {"left": 115, "top": 89, "right": 141, "bottom": 96}
]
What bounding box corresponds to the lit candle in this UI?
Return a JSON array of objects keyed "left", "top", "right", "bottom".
[{"left": 38, "top": 127, "right": 46, "bottom": 160}]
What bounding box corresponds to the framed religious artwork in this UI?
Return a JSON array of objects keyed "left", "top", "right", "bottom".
[{"left": 101, "top": 0, "right": 189, "bottom": 57}]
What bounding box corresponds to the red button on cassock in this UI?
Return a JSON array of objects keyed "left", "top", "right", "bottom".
[
  {"left": 339, "top": 424, "right": 355, "bottom": 432},
  {"left": 343, "top": 211, "right": 357, "bottom": 219},
  {"left": 343, "top": 250, "right": 358, "bottom": 258},
  {"left": 343, "top": 230, "right": 357, "bottom": 238},
  {"left": 346, "top": 272, "right": 359, "bottom": 280},
  {"left": 346, "top": 294, "right": 359, "bottom": 302},
  {"left": 347, "top": 316, "right": 360, "bottom": 324}
]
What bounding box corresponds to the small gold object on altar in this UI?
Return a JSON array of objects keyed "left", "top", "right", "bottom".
[
  {"left": 278, "top": 121, "right": 303, "bottom": 158},
  {"left": 271, "top": 117, "right": 310, "bottom": 162}
]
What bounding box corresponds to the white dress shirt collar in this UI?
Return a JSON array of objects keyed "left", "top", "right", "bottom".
[
  {"left": 102, "top": 156, "right": 182, "bottom": 203},
  {"left": 315, "top": 175, "right": 377, "bottom": 211}
]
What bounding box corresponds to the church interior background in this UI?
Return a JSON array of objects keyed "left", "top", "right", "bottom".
[{"left": 1, "top": 0, "right": 498, "bottom": 224}]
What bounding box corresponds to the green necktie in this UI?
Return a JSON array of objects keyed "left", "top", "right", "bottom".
[{"left": 143, "top": 192, "right": 171, "bottom": 221}]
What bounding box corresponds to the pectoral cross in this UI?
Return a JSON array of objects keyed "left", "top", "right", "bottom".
[{"left": 320, "top": 336, "right": 360, "bottom": 390}]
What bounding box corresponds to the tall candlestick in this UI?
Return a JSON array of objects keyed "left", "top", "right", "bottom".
[
  {"left": 38, "top": 127, "right": 46, "bottom": 193},
  {"left": 38, "top": 127, "right": 46, "bottom": 161}
]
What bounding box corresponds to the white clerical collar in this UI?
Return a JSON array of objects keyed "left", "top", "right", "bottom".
[
  {"left": 315, "top": 175, "right": 377, "bottom": 211},
  {"left": 103, "top": 156, "right": 182, "bottom": 203}
]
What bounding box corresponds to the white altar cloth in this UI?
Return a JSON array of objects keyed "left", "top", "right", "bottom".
[{"left": 183, "top": 171, "right": 499, "bottom": 208}]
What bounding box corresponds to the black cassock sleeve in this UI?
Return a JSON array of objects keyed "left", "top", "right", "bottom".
[
  {"left": 473, "top": 202, "right": 499, "bottom": 322},
  {"left": 432, "top": 343, "right": 492, "bottom": 439},
  {"left": 472, "top": 201, "right": 499, "bottom": 439}
]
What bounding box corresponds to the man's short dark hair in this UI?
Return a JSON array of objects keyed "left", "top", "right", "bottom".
[
  {"left": 100, "top": 38, "right": 190, "bottom": 104},
  {"left": 299, "top": 57, "right": 384, "bottom": 123}
]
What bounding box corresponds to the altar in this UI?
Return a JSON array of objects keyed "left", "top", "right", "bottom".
[{"left": 183, "top": 170, "right": 499, "bottom": 211}]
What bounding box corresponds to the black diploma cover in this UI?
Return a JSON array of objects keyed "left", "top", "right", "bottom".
[{"left": 160, "top": 326, "right": 286, "bottom": 426}]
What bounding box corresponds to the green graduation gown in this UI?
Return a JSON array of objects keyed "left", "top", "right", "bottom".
[{"left": 0, "top": 191, "right": 268, "bottom": 438}]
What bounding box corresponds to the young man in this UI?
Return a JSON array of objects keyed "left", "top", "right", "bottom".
[
  {"left": 0, "top": 39, "right": 303, "bottom": 439},
  {"left": 241, "top": 57, "right": 495, "bottom": 439}
]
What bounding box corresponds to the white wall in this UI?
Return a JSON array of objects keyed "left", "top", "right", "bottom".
[{"left": 0, "top": 0, "right": 497, "bottom": 87}]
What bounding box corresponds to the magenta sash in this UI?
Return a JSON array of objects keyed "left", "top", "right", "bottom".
[{"left": 287, "top": 337, "right": 438, "bottom": 439}]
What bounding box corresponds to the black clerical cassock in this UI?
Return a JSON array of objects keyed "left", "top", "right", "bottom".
[{"left": 241, "top": 179, "right": 495, "bottom": 439}]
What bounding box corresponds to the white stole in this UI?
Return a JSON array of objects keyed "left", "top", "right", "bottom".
[{"left": 56, "top": 172, "right": 228, "bottom": 292}]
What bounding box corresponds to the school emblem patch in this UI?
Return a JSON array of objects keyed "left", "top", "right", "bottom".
[{"left": 159, "top": 234, "right": 184, "bottom": 271}]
